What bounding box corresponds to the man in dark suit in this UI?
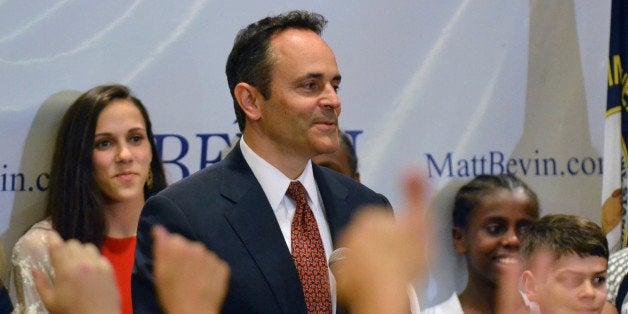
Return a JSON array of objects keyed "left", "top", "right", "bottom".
[{"left": 132, "top": 10, "right": 390, "bottom": 313}]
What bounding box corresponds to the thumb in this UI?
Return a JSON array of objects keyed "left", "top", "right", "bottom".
[
  {"left": 398, "top": 170, "right": 427, "bottom": 231},
  {"left": 33, "top": 267, "right": 55, "bottom": 309}
]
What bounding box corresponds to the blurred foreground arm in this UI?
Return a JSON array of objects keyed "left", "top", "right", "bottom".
[
  {"left": 335, "top": 172, "right": 431, "bottom": 313},
  {"left": 152, "top": 225, "right": 230, "bottom": 314},
  {"left": 31, "top": 227, "right": 230, "bottom": 314},
  {"left": 33, "top": 232, "right": 120, "bottom": 314}
]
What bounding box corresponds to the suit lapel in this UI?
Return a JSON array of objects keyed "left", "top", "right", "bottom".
[
  {"left": 221, "top": 146, "right": 306, "bottom": 313},
  {"left": 313, "top": 165, "right": 351, "bottom": 246},
  {"left": 313, "top": 166, "right": 354, "bottom": 314}
]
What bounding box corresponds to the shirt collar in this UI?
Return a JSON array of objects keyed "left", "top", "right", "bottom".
[{"left": 239, "top": 138, "right": 319, "bottom": 210}]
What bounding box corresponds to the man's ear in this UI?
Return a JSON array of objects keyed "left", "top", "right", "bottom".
[
  {"left": 452, "top": 227, "right": 467, "bottom": 255},
  {"left": 521, "top": 270, "right": 538, "bottom": 303},
  {"left": 234, "top": 82, "right": 263, "bottom": 122}
]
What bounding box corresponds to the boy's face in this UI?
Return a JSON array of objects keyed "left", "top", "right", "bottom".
[{"left": 524, "top": 251, "right": 607, "bottom": 314}]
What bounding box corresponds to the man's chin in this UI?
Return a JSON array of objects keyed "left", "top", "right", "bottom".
[{"left": 316, "top": 143, "right": 339, "bottom": 155}]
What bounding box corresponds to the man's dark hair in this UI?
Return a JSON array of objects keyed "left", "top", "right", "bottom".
[
  {"left": 226, "top": 10, "right": 328, "bottom": 131},
  {"left": 521, "top": 214, "right": 609, "bottom": 260},
  {"left": 339, "top": 131, "right": 358, "bottom": 178}
]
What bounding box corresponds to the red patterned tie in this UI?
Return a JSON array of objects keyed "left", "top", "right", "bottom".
[{"left": 286, "top": 181, "right": 332, "bottom": 313}]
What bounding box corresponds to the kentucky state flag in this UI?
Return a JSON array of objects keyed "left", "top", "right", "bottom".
[{"left": 602, "top": 0, "right": 628, "bottom": 253}]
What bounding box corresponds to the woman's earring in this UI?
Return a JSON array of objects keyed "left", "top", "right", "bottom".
[{"left": 146, "top": 169, "right": 154, "bottom": 190}]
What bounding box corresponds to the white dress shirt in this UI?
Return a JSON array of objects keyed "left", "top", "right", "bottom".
[
  {"left": 239, "top": 138, "right": 333, "bottom": 257},
  {"left": 239, "top": 138, "right": 337, "bottom": 312}
]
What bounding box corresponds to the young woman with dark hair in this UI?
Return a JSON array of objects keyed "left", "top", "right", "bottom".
[{"left": 8, "top": 84, "right": 166, "bottom": 314}]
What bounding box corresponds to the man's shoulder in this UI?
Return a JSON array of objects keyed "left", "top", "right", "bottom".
[
  {"left": 153, "top": 159, "right": 238, "bottom": 204},
  {"left": 315, "top": 165, "right": 388, "bottom": 204},
  {"left": 164, "top": 164, "right": 218, "bottom": 190},
  {"left": 161, "top": 145, "right": 247, "bottom": 192},
  {"left": 315, "top": 165, "right": 359, "bottom": 187}
]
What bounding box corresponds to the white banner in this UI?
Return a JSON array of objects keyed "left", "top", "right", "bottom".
[{"left": 0, "top": 1, "right": 610, "bottom": 307}]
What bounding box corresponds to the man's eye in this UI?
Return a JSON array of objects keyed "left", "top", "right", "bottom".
[{"left": 303, "top": 82, "right": 317, "bottom": 90}]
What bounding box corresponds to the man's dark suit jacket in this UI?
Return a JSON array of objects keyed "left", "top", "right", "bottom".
[{"left": 132, "top": 144, "right": 391, "bottom": 313}]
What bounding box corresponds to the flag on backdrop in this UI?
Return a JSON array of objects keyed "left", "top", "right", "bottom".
[{"left": 602, "top": 0, "right": 628, "bottom": 253}]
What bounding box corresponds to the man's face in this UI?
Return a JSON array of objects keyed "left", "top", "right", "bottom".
[
  {"left": 259, "top": 28, "right": 341, "bottom": 160},
  {"left": 526, "top": 253, "right": 607, "bottom": 314}
]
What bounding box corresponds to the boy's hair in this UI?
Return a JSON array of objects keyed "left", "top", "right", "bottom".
[{"left": 521, "top": 214, "right": 608, "bottom": 260}]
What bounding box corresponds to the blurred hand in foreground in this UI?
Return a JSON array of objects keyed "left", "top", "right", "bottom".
[
  {"left": 335, "top": 171, "right": 432, "bottom": 313},
  {"left": 33, "top": 232, "right": 120, "bottom": 314},
  {"left": 152, "top": 225, "right": 230, "bottom": 314}
]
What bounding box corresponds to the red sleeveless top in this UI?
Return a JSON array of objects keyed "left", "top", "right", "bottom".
[{"left": 102, "top": 236, "right": 137, "bottom": 314}]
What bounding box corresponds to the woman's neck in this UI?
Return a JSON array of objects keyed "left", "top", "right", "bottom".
[{"left": 103, "top": 196, "right": 144, "bottom": 238}]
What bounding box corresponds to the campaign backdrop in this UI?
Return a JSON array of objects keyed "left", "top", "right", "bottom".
[{"left": 0, "top": 0, "right": 611, "bottom": 307}]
